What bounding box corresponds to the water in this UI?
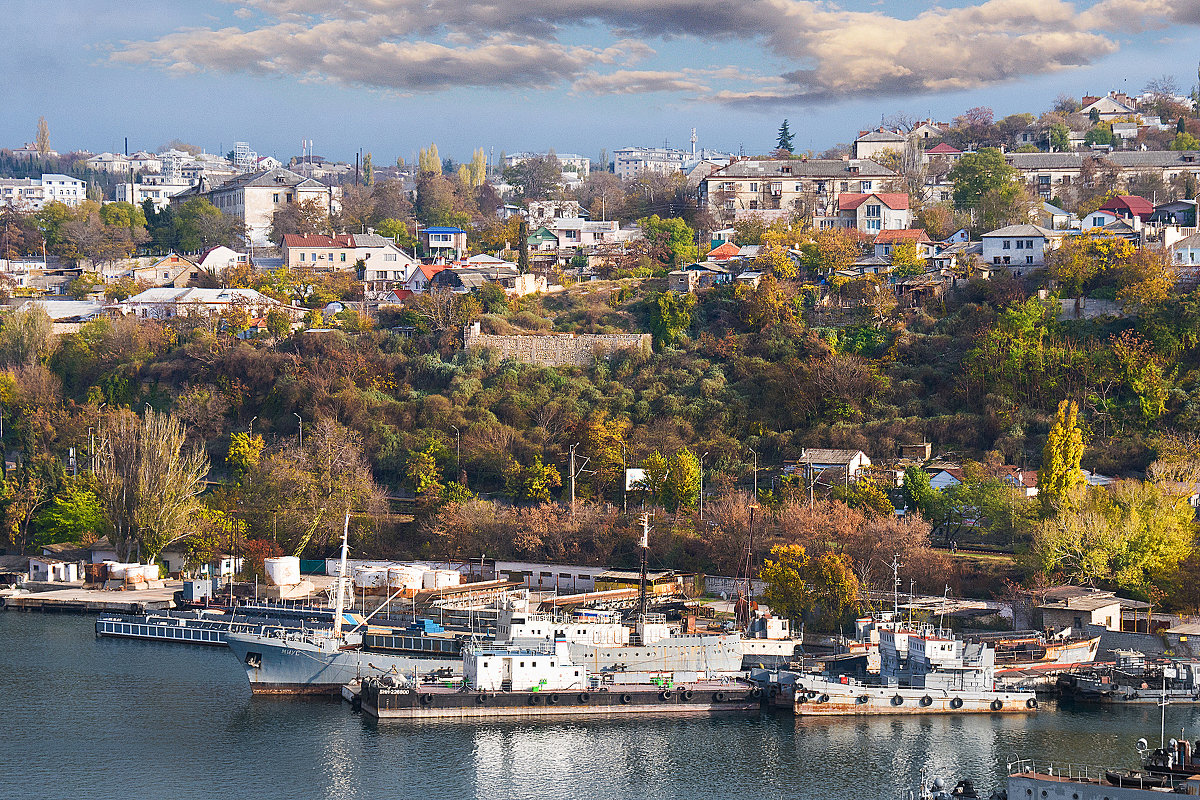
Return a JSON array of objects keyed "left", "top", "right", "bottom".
[{"left": 3, "top": 612, "right": 1199, "bottom": 800}]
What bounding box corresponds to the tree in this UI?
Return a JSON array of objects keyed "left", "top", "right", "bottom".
[
  {"left": 902, "top": 466, "right": 939, "bottom": 518},
  {"left": 639, "top": 214, "right": 698, "bottom": 266},
  {"left": 1084, "top": 125, "right": 1114, "bottom": 146},
  {"left": 66, "top": 272, "right": 103, "bottom": 300},
  {"left": 33, "top": 478, "right": 105, "bottom": 547},
  {"left": 1038, "top": 400, "right": 1085, "bottom": 514},
  {"left": 948, "top": 147, "right": 1019, "bottom": 218},
  {"left": 650, "top": 290, "right": 694, "bottom": 348},
  {"left": 227, "top": 432, "right": 264, "bottom": 478},
  {"left": 831, "top": 478, "right": 894, "bottom": 517},
  {"left": 362, "top": 151, "right": 374, "bottom": 186},
  {"left": 1048, "top": 123, "right": 1071, "bottom": 152},
  {"left": 1172, "top": 132, "right": 1200, "bottom": 151},
  {"left": 662, "top": 448, "right": 701, "bottom": 512},
  {"left": 35, "top": 116, "right": 50, "bottom": 157},
  {"left": 517, "top": 217, "right": 530, "bottom": 273},
  {"left": 0, "top": 305, "right": 53, "bottom": 366},
  {"left": 265, "top": 308, "right": 292, "bottom": 339},
  {"left": 418, "top": 144, "right": 442, "bottom": 175},
  {"left": 503, "top": 455, "right": 561, "bottom": 503},
  {"left": 889, "top": 241, "right": 926, "bottom": 277},
  {"left": 177, "top": 198, "right": 244, "bottom": 251},
  {"left": 268, "top": 198, "right": 330, "bottom": 245},
  {"left": 638, "top": 451, "right": 670, "bottom": 505},
  {"left": 467, "top": 148, "right": 488, "bottom": 189},
  {"left": 759, "top": 544, "right": 861, "bottom": 631},
  {"left": 776, "top": 119, "right": 795, "bottom": 154},
  {"left": 94, "top": 410, "right": 210, "bottom": 562},
  {"left": 503, "top": 154, "right": 562, "bottom": 200}
]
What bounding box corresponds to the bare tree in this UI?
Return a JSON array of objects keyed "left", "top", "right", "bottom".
[
  {"left": 95, "top": 410, "right": 210, "bottom": 562},
  {"left": 35, "top": 116, "right": 50, "bottom": 157}
]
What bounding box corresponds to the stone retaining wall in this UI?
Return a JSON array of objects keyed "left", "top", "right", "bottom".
[{"left": 464, "top": 322, "right": 650, "bottom": 367}]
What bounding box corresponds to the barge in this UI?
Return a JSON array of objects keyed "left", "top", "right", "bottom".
[{"left": 358, "top": 640, "right": 760, "bottom": 720}]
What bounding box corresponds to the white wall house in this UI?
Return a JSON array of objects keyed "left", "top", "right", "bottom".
[
  {"left": 0, "top": 174, "right": 87, "bottom": 210},
  {"left": 172, "top": 167, "right": 339, "bottom": 246},
  {"left": 119, "top": 287, "right": 299, "bottom": 321},
  {"left": 114, "top": 176, "right": 194, "bottom": 211},
  {"left": 981, "top": 225, "right": 1062, "bottom": 269}
]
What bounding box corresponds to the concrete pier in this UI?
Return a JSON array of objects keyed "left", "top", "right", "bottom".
[{"left": 1, "top": 584, "right": 179, "bottom": 614}]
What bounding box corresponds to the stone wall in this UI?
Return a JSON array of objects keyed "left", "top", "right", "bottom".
[{"left": 464, "top": 322, "right": 650, "bottom": 367}]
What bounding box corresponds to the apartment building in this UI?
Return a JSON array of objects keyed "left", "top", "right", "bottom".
[{"left": 700, "top": 158, "right": 898, "bottom": 220}]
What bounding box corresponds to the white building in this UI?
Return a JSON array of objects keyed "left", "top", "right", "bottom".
[
  {"left": 0, "top": 174, "right": 87, "bottom": 210},
  {"left": 613, "top": 146, "right": 689, "bottom": 180},
  {"left": 700, "top": 159, "right": 898, "bottom": 220},
  {"left": 981, "top": 224, "right": 1063, "bottom": 269},
  {"left": 113, "top": 175, "right": 195, "bottom": 211},
  {"left": 119, "top": 287, "right": 297, "bottom": 320},
  {"left": 504, "top": 152, "right": 591, "bottom": 183}
]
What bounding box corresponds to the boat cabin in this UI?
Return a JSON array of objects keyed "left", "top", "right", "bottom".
[{"left": 464, "top": 640, "right": 587, "bottom": 693}]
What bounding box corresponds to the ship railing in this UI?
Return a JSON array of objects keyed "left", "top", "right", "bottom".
[{"left": 1006, "top": 759, "right": 1185, "bottom": 788}]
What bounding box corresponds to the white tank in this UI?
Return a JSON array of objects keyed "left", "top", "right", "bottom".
[
  {"left": 354, "top": 569, "right": 387, "bottom": 589},
  {"left": 423, "top": 569, "right": 460, "bottom": 589},
  {"left": 107, "top": 563, "right": 132, "bottom": 579},
  {"left": 264, "top": 556, "right": 301, "bottom": 587},
  {"left": 140, "top": 564, "right": 160, "bottom": 581},
  {"left": 387, "top": 566, "right": 423, "bottom": 591}
]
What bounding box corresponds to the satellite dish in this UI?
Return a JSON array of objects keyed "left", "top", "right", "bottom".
[
  {"left": 1137, "top": 738, "right": 1149, "bottom": 751},
  {"left": 932, "top": 777, "right": 945, "bottom": 790}
]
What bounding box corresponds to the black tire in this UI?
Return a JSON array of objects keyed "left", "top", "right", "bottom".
[
  {"left": 921, "top": 695, "right": 933, "bottom": 707},
  {"left": 578, "top": 692, "right": 591, "bottom": 703},
  {"left": 528, "top": 694, "right": 541, "bottom": 705},
  {"left": 891, "top": 695, "right": 904, "bottom": 706},
  {"left": 856, "top": 695, "right": 869, "bottom": 704},
  {"left": 714, "top": 691, "right": 726, "bottom": 702},
  {"left": 1026, "top": 698, "right": 1038, "bottom": 709},
  {"left": 818, "top": 694, "right": 829, "bottom": 703},
  {"left": 620, "top": 693, "right": 633, "bottom": 705},
  {"left": 475, "top": 694, "right": 486, "bottom": 705},
  {"left": 420, "top": 693, "right": 433, "bottom": 705},
  {"left": 682, "top": 689, "right": 694, "bottom": 701},
  {"left": 750, "top": 687, "right": 763, "bottom": 699},
  {"left": 991, "top": 699, "right": 1004, "bottom": 711},
  {"left": 660, "top": 690, "right": 673, "bottom": 702},
  {"left": 950, "top": 697, "right": 963, "bottom": 709},
  {"left": 768, "top": 686, "right": 780, "bottom": 699}
]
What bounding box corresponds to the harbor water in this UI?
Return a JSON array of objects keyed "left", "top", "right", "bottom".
[{"left": 5, "top": 612, "right": 1200, "bottom": 800}]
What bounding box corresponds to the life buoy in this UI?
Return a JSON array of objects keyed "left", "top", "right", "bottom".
[
  {"left": 750, "top": 687, "right": 763, "bottom": 699},
  {"left": 950, "top": 697, "right": 964, "bottom": 709},
  {"left": 715, "top": 691, "right": 726, "bottom": 702},
  {"left": 920, "top": 695, "right": 934, "bottom": 707},
  {"left": 420, "top": 693, "right": 433, "bottom": 705},
  {"left": 528, "top": 694, "right": 541, "bottom": 705},
  {"left": 682, "top": 689, "right": 694, "bottom": 701},
  {"left": 991, "top": 699, "right": 1004, "bottom": 710},
  {"left": 620, "top": 693, "right": 633, "bottom": 704},
  {"left": 660, "top": 690, "right": 673, "bottom": 701},
  {"left": 578, "top": 692, "right": 591, "bottom": 703},
  {"left": 891, "top": 695, "right": 904, "bottom": 706},
  {"left": 1026, "top": 698, "right": 1038, "bottom": 709},
  {"left": 768, "top": 686, "right": 780, "bottom": 699}
]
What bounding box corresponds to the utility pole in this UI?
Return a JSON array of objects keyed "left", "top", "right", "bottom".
[
  {"left": 700, "top": 451, "right": 709, "bottom": 521},
  {"left": 569, "top": 443, "right": 576, "bottom": 517},
  {"left": 748, "top": 447, "right": 758, "bottom": 500},
  {"left": 638, "top": 513, "right": 650, "bottom": 617},
  {"left": 294, "top": 413, "right": 302, "bottom": 449}
]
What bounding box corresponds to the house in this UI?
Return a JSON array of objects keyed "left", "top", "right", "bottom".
[
  {"left": 1080, "top": 91, "right": 1138, "bottom": 121},
  {"left": 1038, "top": 202, "right": 1072, "bottom": 230},
  {"left": 0, "top": 174, "right": 87, "bottom": 210},
  {"left": 170, "top": 167, "right": 339, "bottom": 246},
  {"left": 403, "top": 264, "right": 445, "bottom": 293},
  {"left": 1008, "top": 151, "right": 1200, "bottom": 199},
  {"left": 927, "top": 465, "right": 1038, "bottom": 497},
  {"left": 525, "top": 199, "right": 588, "bottom": 227},
  {"left": 668, "top": 270, "right": 699, "bottom": 293},
  {"left": 683, "top": 261, "right": 734, "bottom": 287},
  {"left": 1079, "top": 209, "right": 1121, "bottom": 230},
  {"left": 873, "top": 229, "right": 935, "bottom": 259},
  {"left": 924, "top": 142, "right": 962, "bottom": 161},
  {"left": 700, "top": 159, "right": 898, "bottom": 220},
  {"left": 421, "top": 226, "right": 467, "bottom": 260},
  {"left": 612, "top": 146, "right": 689, "bottom": 180},
  {"left": 1171, "top": 232, "right": 1200, "bottom": 265},
  {"left": 281, "top": 233, "right": 416, "bottom": 289},
  {"left": 930, "top": 241, "right": 982, "bottom": 273},
  {"left": 1099, "top": 195, "right": 1154, "bottom": 222},
  {"left": 113, "top": 175, "right": 194, "bottom": 211},
  {"left": 527, "top": 226, "right": 560, "bottom": 252},
  {"left": 119, "top": 287, "right": 298, "bottom": 321},
  {"left": 14, "top": 299, "right": 104, "bottom": 333},
  {"left": 735, "top": 271, "right": 763, "bottom": 288},
  {"left": 29, "top": 555, "right": 81, "bottom": 584},
  {"left": 835, "top": 192, "right": 912, "bottom": 234},
  {"left": 1097, "top": 218, "right": 1142, "bottom": 245},
  {"left": 793, "top": 449, "right": 872, "bottom": 485},
  {"left": 433, "top": 264, "right": 546, "bottom": 296},
  {"left": 707, "top": 241, "right": 742, "bottom": 260},
  {"left": 852, "top": 128, "right": 907, "bottom": 160},
  {"left": 1151, "top": 199, "right": 1198, "bottom": 227},
  {"left": 128, "top": 253, "right": 200, "bottom": 288},
  {"left": 1037, "top": 586, "right": 1123, "bottom": 632},
  {"left": 981, "top": 224, "right": 1062, "bottom": 269},
  {"left": 196, "top": 245, "right": 250, "bottom": 272}
]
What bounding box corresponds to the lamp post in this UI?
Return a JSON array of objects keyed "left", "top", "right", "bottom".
[
  {"left": 700, "top": 451, "right": 709, "bottom": 521},
  {"left": 294, "top": 413, "right": 302, "bottom": 449},
  {"left": 748, "top": 447, "right": 758, "bottom": 500},
  {"left": 249, "top": 415, "right": 257, "bottom": 438},
  {"left": 451, "top": 425, "right": 461, "bottom": 483}
]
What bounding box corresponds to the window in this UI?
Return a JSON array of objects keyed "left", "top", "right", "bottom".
[
  {"left": 749, "top": 183, "right": 758, "bottom": 192},
  {"left": 721, "top": 182, "right": 734, "bottom": 191},
  {"left": 286, "top": 193, "right": 293, "bottom": 202},
  {"left": 993, "top": 257, "right": 1001, "bottom": 264},
  {"left": 1026, "top": 255, "right": 1034, "bottom": 264},
  {"left": 861, "top": 181, "right": 873, "bottom": 191},
  {"left": 1015, "top": 240, "right": 1024, "bottom": 249},
  {"left": 865, "top": 204, "right": 881, "bottom": 217},
  {"left": 1026, "top": 240, "right": 1034, "bottom": 248},
  {"left": 867, "top": 219, "right": 881, "bottom": 231},
  {"left": 749, "top": 200, "right": 759, "bottom": 209},
  {"left": 340, "top": 253, "right": 346, "bottom": 262},
  {"left": 1003, "top": 256, "right": 1011, "bottom": 264},
  {"left": 300, "top": 253, "right": 306, "bottom": 261},
  {"left": 273, "top": 193, "right": 280, "bottom": 202},
  {"left": 1002, "top": 240, "right": 1011, "bottom": 249}
]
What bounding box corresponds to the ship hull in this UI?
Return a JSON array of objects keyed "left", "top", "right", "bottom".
[
  {"left": 567, "top": 634, "right": 744, "bottom": 674},
  {"left": 776, "top": 677, "right": 1038, "bottom": 716},
  {"left": 360, "top": 681, "right": 762, "bottom": 719},
  {"left": 227, "top": 633, "right": 462, "bottom": 695}
]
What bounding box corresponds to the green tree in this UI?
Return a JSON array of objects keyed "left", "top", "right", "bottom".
[
  {"left": 417, "top": 144, "right": 441, "bottom": 175},
  {"left": 638, "top": 451, "right": 670, "bottom": 505},
  {"left": 662, "top": 448, "right": 701, "bottom": 512},
  {"left": 1084, "top": 125, "right": 1114, "bottom": 146},
  {"left": 776, "top": 119, "right": 794, "bottom": 153},
  {"left": 902, "top": 467, "right": 939, "bottom": 519},
  {"left": 948, "top": 147, "right": 1023, "bottom": 229},
  {"left": 503, "top": 154, "right": 562, "bottom": 200},
  {"left": 889, "top": 241, "right": 926, "bottom": 277},
  {"left": 362, "top": 152, "right": 374, "bottom": 186},
  {"left": 504, "top": 455, "right": 561, "bottom": 503},
  {"left": 759, "top": 544, "right": 861, "bottom": 631},
  {"left": 66, "top": 272, "right": 103, "bottom": 299},
  {"left": 650, "top": 290, "right": 695, "bottom": 348},
  {"left": 831, "top": 478, "right": 894, "bottom": 517},
  {"left": 1038, "top": 399, "right": 1085, "bottom": 513},
  {"left": 33, "top": 479, "right": 105, "bottom": 547},
  {"left": 177, "top": 198, "right": 244, "bottom": 251},
  {"left": 265, "top": 308, "right": 292, "bottom": 339},
  {"left": 226, "top": 432, "right": 264, "bottom": 478},
  {"left": 517, "top": 217, "right": 530, "bottom": 273},
  {"left": 1172, "top": 132, "right": 1200, "bottom": 151},
  {"left": 1048, "top": 123, "right": 1071, "bottom": 152},
  {"left": 639, "top": 214, "right": 698, "bottom": 266}
]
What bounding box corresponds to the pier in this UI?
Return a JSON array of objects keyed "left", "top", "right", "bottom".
[{"left": 1, "top": 585, "right": 179, "bottom": 614}]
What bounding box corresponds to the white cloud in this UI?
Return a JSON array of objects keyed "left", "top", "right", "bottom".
[{"left": 109, "top": 0, "right": 1188, "bottom": 104}]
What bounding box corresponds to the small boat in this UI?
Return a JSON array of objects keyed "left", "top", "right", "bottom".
[{"left": 1104, "top": 769, "right": 1166, "bottom": 788}]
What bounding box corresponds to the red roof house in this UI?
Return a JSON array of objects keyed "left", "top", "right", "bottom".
[
  {"left": 838, "top": 192, "right": 910, "bottom": 211},
  {"left": 1099, "top": 195, "right": 1154, "bottom": 221}
]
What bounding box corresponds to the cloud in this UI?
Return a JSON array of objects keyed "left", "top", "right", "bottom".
[{"left": 109, "top": 0, "right": 1188, "bottom": 104}]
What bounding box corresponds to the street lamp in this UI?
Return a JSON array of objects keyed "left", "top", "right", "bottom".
[
  {"left": 700, "top": 451, "right": 709, "bottom": 521},
  {"left": 249, "top": 415, "right": 258, "bottom": 438},
  {"left": 294, "top": 413, "right": 302, "bottom": 449},
  {"left": 748, "top": 446, "right": 758, "bottom": 500},
  {"left": 451, "top": 425, "right": 461, "bottom": 483}
]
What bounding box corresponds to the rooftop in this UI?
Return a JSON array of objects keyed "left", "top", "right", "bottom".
[{"left": 709, "top": 159, "right": 897, "bottom": 180}]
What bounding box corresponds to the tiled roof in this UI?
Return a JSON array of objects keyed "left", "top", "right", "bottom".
[
  {"left": 1100, "top": 195, "right": 1154, "bottom": 217},
  {"left": 282, "top": 234, "right": 353, "bottom": 248},
  {"left": 707, "top": 242, "right": 742, "bottom": 259},
  {"left": 982, "top": 224, "right": 1060, "bottom": 238},
  {"left": 708, "top": 159, "right": 897, "bottom": 179},
  {"left": 926, "top": 143, "right": 962, "bottom": 154},
  {"left": 839, "top": 192, "right": 910, "bottom": 211},
  {"left": 1006, "top": 152, "right": 1200, "bottom": 170},
  {"left": 874, "top": 229, "right": 930, "bottom": 244},
  {"left": 857, "top": 129, "right": 906, "bottom": 142}
]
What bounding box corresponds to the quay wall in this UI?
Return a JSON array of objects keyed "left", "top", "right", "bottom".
[{"left": 464, "top": 322, "right": 650, "bottom": 368}]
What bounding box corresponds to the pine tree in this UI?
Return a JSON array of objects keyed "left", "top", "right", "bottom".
[
  {"left": 776, "top": 119, "right": 794, "bottom": 154},
  {"left": 1037, "top": 400, "right": 1085, "bottom": 513},
  {"left": 517, "top": 217, "right": 529, "bottom": 274},
  {"left": 362, "top": 152, "right": 374, "bottom": 186}
]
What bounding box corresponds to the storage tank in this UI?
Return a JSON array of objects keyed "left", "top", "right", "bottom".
[
  {"left": 353, "top": 569, "right": 387, "bottom": 590},
  {"left": 107, "top": 563, "right": 130, "bottom": 580},
  {"left": 264, "top": 556, "right": 301, "bottom": 587},
  {"left": 423, "top": 569, "right": 461, "bottom": 589},
  {"left": 387, "top": 566, "right": 423, "bottom": 593}
]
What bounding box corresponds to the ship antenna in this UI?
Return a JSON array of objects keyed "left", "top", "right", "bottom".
[
  {"left": 939, "top": 585, "right": 949, "bottom": 633},
  {"left": 1160, "top": 673, "right": 1169, "bottom": 748},
  {"left": 332, "top": 511, "right": 350, "bottom": 639},
  {"left": 891, "top": 554, "right": 901, "bottom": 619}
]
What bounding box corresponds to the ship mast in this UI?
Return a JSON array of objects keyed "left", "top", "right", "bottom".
[
  {"left": 638, "top": 513, "right": 650, "bottom": 617},
  {"left": 332, "top": 511, "right": 350, "bottom": 639}
]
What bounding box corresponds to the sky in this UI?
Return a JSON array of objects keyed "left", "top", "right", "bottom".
[{"left": 3, "top": 0, "right": 1199, "bottom": 165}]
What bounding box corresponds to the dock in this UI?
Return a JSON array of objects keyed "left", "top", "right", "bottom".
[{"left": 1, "top": 584, "right": 179, "bottom": 614}]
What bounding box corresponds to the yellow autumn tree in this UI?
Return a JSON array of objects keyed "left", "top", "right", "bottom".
[{"left": 1037, "top": 400, "right": 1085, "bottom": 513}]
